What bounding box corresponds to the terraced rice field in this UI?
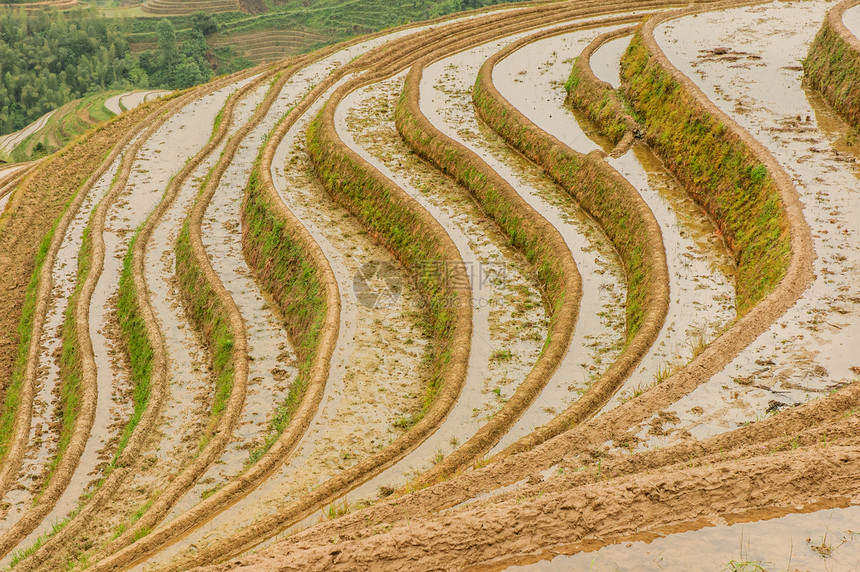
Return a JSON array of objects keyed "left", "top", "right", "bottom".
[{"left": 0, "top": 0, "right": 858, "bottom": 569}]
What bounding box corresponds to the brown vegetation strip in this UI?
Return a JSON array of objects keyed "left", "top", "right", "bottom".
[
  {"left": 804, "top": 0, "right": 860, "bottom": 129},
  {"left": 473, "top": 23, "right": 670, "bottom": 456},
  {"left": 93, "top": 4, "right": 671, "bottom": 569},
  {"left": 0, "top": 97, "right": 176, "bottom": 556},
  {"left": 194, "top": 1, "right": 825, "bottom": 560},
  {"left": 145, "top": 4, "right": 697, "bottom": 569},
  {"left": 565, "top": 25, "right": 640, "bottom": 156},
  {"left": 8, "top": 67, "right": 266, "bottom": 569},
  {"left": 396, "top": 61, "right": 581, "bottom": 484}
]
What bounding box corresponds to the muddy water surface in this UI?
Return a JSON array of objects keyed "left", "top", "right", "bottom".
[
  {"left": 81, "top": 103, "right": 249, "bottom": 554},
  {"left": 842, "top": 4, "right": 860, "bottom": 40},
  {"left": 0, "top": 151, "right": 126, "bottom": 535},
  {"left": 103, "top": 91, "right": 170, "bottom": 116},
  {"left": 346, "top": 72, "right": 546, "bottom": 497},
  {"left": 506, "top": 505, "right": 860, "bottom": 571},
  {"left": 172, "top": 80, "right": 299, "bottom": 510},
  {"left": 7, "top": 79, "right": 249, "bottom": 559},
  {"left": 494, "top": 27, "right": 736, "bottom": 419},
  {"left": 638, "top": 0, "right": 860, "bottom": 449},
  {"left": 590, "top": 34, "right": 630, "bottom": 89},
  {"left": 414, "top": 34, "right": 625, "bottom": 454}
]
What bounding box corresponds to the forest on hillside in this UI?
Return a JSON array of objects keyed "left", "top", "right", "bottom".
[
  {"left": 0, "top": 0, "right": 515, "bottom": 136},
  {"left": 0, "top": 9, "right": 247, "bottom": 135}
]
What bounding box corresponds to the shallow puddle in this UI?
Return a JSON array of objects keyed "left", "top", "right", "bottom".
[
  {"left": 638, "top": 0, "right": 860, "bottom": 449},
  {"left": 505, "top": 505, "right": 860, "bottom": 571},
  {"left": 589, "top": 34, "right": 630, "bottom": 89},
  {"left": 493, "top": 28, "right": 612, "bottom": 155},
  {"left": 604, "top": 145, "right": 735, "bottom": 412},
  {"left": 843, "top": 4, "right": 860, "bottom": 40}
]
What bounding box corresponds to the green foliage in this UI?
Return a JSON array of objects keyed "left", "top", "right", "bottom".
[
  {"left": 0, "top": 8, "right": 136, "bottom": 134},
  {"left": 136, "top": 19, "right": 212, "bottom": 89},
  {"left": 113, "top": 232, "right": 152, "bottom": 464},
  {"left": 565, "top": 57, "right": 631, "bottom": 144},
  {"left": 242, "top": 162, "right": 327, "bottom": 462},
  {"left": 805, "top": 18, "right": 860, "bottom": 131},
  {"left": 175, "top": 219, "right": 235, "bottom": 434},
  {"left": 621, "top": 32, "right": 790, "bottom": 313},
  {"left": 0, "top": 222, "right": 55, "bottom": 461}
]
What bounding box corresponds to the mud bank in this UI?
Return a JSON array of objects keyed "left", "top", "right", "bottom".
[
  {"left": 805, "top": 0, "right": 860, "bottom": 130},
  {"left": 474, "top": 23, "right": 670, "bottom": 454},
  {"left": 632, "top": 0, "right": 854, "bottom": 447}
]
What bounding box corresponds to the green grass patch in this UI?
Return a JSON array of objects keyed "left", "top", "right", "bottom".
[
  {"left": 620, "top": 32, "right": 790, "bottom": 313},
  {"left": 241, "top": 160, "right": 327, "bottom": 462},
  {"left": 565, "top": 59, "right": 630, "bottom": 144},
  {"left": 175, "top": 218, "right": 235, "bottom": 438},
  {"left": 307, "top": 107, "right": 460, "bottom": 425},
  {"left": 805, "top": 16, "right": 860, "bottom": 131},
  {"left": 0, "top": 224, "right": 56, "bottom": 464},
  {"left": 11, "top": 92, "right": 124, "bottom": 163},
  {"left": 112, "top": 231, "right": 153, "bottom": 464},
  {"left": 473, "top": 68, "right": 654, "bottom": 340}
]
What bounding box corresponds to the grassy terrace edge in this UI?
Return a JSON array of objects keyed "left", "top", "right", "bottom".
[
  {"left": 804, "top": 0, "right": 860, "bottom": 131},
  {"left": 241, "top": 159, "right": 327, "bottom": 462},
  {"left": 565, "top": 26, "right": 639, "bottom": 150},
  {"left": 307, "top": 101, "right": 471, "bottom": 430},
  {"left": 8, "top": 68, "right": 266, "bottom": 571},
  {"left": 621, "top": 30, "right": 790, "bottom": 314},
  {"left": 473, "top": 31, "right": 669, "bottom": 454},
  {"left": 0, "top": 95, "right": 179, "bottom": 566},
  {"left": 395, "top": 62, "right": 581, "bottom": 483}
]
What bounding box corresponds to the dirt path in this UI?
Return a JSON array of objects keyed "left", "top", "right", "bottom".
[{"left": 546, "top": 503, "right": 860, "bottom": 569}]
